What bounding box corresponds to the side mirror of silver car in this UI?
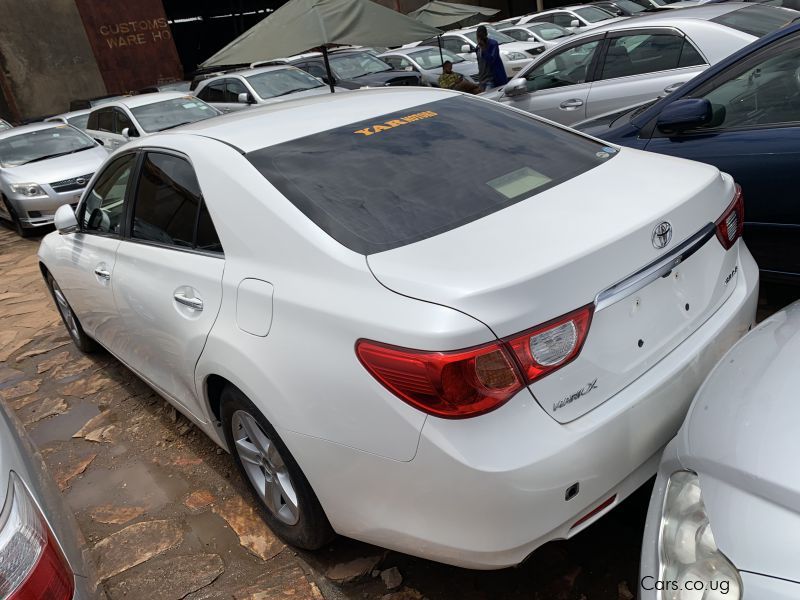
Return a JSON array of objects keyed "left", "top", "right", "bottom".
[
  {"left": 503, "top": 78, "right": 528, "bottom": 98},
  {"left": 238, "top": 92, "right": 253, "bottom": 104},
  {"left": 121, "top": 127, "right": 130, "bottom": 139},
  {"left": 461, "top": 44, "right": 473, "bottom": 54},
  {"left": 570, "top": 19, "right": 581, "bottom": 28},
  {"left": 54, "top": 204, "right": 78, "bottom": 235}
]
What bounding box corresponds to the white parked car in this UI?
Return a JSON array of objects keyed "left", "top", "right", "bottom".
[
  {"left": 519, "top": 5, "right": 627, "bottom": 32},
  {"left": 0, "top": 123, "right": 108, "bottom": 236},
  {"left": 497, "top": 22, "right": 577, "bottom": 50},
  {"left": 641, "top": 300, "right": 800, "bottom": 599},
  {"left": 379, "top": 47, "right": 480, "bottom": 86},
  {"left": 415, "top": 26, "right": 545, "bottom": 77},
  {"left": 45, "top": 109, "right": 92, "bottom": 131},
  {"left": 483, "top": 3, "right": 794, "bottom": 125},
  {"left": 84, "top": 92, "right": 221, "bottom": 151},
  {"left": 194, "top": 65, "right": 344, "bottom": 113},
  {"left": 40, "top": 88, "right": 758, "bottom": 569}
]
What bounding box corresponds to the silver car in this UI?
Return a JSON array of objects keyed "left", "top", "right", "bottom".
[
  {"left": 379, "top": 47, "right": 479, "bottom": 86},
  {"left": 0, "top": 402, "right": 97, "bottom": 599},
  {"left": 640, "top": 300, "right": 800, "bottom": 600},
  {"left": 194, "top": 65, "right": 345, "bottom": 113},
  {"left": 0, "top": 123, "right": 108, "bottom": 235},
  {"left": 518, "top": 5, "right": 627, "bottom": 32},
  {"left": 483, "top": 3, "right": 797, "bottom": 125},
  {"left": 497, "top": 22, "right": 577, "bottom": 50},
  {"left": 46, "top": 110, "right": 91, "bottom": 131}
]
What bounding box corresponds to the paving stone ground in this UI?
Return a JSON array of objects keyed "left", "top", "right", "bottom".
[{"left": 0, "top": 223, "right": 793, "bottom": 600}]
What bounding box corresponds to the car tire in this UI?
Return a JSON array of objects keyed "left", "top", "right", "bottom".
[
  {"left": 221, "top": 385, "right": 334, "bottom": 550},
  {"left": 1, "top": 195, "right": 31, "bottom": 237},
  {"left": 44, "top": 271, "right": 99, "bottom": 353}
]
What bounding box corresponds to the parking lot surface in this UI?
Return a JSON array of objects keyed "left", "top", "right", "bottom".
[{"left": 0, "top": 224, "right": 787, "bottom": 600}]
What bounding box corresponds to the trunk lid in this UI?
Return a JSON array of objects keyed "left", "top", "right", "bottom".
[{"left": 367, "top": 148, "right": 740, "bottom": 422}]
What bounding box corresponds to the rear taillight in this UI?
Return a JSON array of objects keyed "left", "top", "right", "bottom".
[
  {"left": 715, "top": 185, "right": 744, "bottom": 250},
  {"left": 505, "top": 305, "right": 594, "bottom": 384},
  {"left": 357, "top": 305, "right": 594, "bottom": 418},
  {"left": 356, "top": 339, "right": 523, "bottom": 418},
  {"left": 0, "top": 472, "right": 74, "bottom": 600}
]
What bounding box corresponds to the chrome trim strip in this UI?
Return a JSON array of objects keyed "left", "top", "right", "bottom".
[{"left": 594, "top": 223, "right": 716, "bottom": 311}]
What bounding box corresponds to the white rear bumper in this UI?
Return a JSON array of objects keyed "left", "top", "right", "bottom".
[{"left": 284, "top": 242, "right": 758, "bottom": 569}]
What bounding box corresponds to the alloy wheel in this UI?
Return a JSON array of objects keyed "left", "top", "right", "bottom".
[{"left": 231, "top": 410, "right": 300, "bottom": 525}]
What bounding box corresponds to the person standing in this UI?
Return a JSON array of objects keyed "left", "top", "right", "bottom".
[{"left": 475, "top": 25, "right": 509, "bottom": 91}]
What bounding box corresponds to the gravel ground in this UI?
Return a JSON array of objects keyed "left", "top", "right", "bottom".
[{"left": 0, "top": 223, "right": 793, "bottom": 600}]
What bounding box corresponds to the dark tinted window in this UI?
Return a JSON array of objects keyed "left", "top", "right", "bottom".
[
  {"left": 247, "top": 96, "right": 614, "bottom": 254},
  {"left": 132, "top": 152, "right": 223, "bottom": 253},
  {"left": 97, "top": 109, "right": 114, "bottom": 132},
  {"left": 198, "top": 82, "right": 225, "bottom": 103},
  {"left": 225, "top": 79, "right": 248, "bottom": 102},
  {"left": 196, "top": 203, "right": 223, "bottom": 253},
  {"left": 81, "top": 154, "right": 136, "bottom": 234},
  {"left": 678, "top": 40, "right": 705, "bottom": 67},
  {"left": 600, "top": 33, "right": 694, "bottom": 79},
  {"left": 710, "top": 5, "right": 799, "bottom": 37},
  {"left": 114, "top": 108, "right": 137, "bottom": 136},
  {"left": 552, "top": 13, "right": 577, "bottom": 27},
  {"left": 68, "top": 114, "right": 90, "bottom": 129},
  {"left": 86, "top": 111, "right": 99, "bottom": 130}
]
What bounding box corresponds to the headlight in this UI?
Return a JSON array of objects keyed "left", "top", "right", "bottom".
[
  {"left": 658, "top": 471, "right": 741, "bottom": 600},
  {"left": 10, "top": 183, "right": 45, "bottom": 197},
  {"left": 504, "top": 51, "right": 528, "bottom": 61}
]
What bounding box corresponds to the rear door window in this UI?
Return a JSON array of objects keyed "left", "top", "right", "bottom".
[
  {"left": 247, "top": 96, "right": 614, "bottom": 254},
  {"left": 97, "top": 109, "right": 114, "bottom": 132},
  {"left": 600, "top": 33, "right": 700, "bottom": 80}
]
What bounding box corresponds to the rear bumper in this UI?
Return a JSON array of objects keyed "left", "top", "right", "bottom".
[{"left": 285, "top": 242, "right": 758, "bottom": 569}]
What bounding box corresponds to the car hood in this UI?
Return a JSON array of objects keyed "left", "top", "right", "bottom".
[
  {"left": 1, "top": 146, "right": 108, "bottom": 185},
  {"left": 678, "top": 300, "right": 800, "bottom": 583}
]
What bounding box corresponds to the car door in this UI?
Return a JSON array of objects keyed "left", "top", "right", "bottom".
[
  {"left": 586, "top": 29, "right": 707, "bottom": 119},
  {"left": 501, "top": 37, "right": 603, "bottom": 124},
  {"left": 111, "top": 150, "right": 224, "bottom": 419},
  {"left": 643, "top": 36, "right": 800, "bottom": 279},
  {"left": 56, "top": 153, "right": 137, "bottom": 345}
]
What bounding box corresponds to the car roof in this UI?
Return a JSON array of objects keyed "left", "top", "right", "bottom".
[
  {"left": 201, "top": 64, "right": 301, "bottom": 82},
  {"left": 153, "top": 88, "right": 459, "bottom": 153},
  {"left": 92, "top": 91, "right": 193, "bottom": 111},
  {"left": 0, "top": 121, "right": 77, "bottom": 141},
  {"left": 534, "top": 4, "right": 603, "bottom": 13},
  {"left": 49, "top": 109, "right": 91, "bottom": 119}
]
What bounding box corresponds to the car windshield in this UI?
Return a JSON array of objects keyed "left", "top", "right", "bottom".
[
  {"left": 711, "top": 5, "right": 799, "bottom": 37},
  {"left": 409, "top": 48, "right": 465, "bottom": 69},
  {"left": 0, "top": 126, "right": 96, "bottom": 167},
  {"left": 67, "top": 114, "right": 90, "bottom": 129},
  {"left": 329, "top": 52, "right": 393, "bottom": 79},
  {"left": 130, "top": 98, "right": 220, "bottom": 133},
  {"left": 574, "top": 6, "right": 617, "bottom": 21},
  {"left": 614, "top": 0, "right": 648, "bottom": 12},
  {"left": 527, "top": 23, "right": 573, "bottom": 40},
  {"left": 246, "top": 96, "right": 615, "bottom": 254},
  {"left": 464, "top": 27, "right": 517, "bottom": 44},
  {"left": 246, "top": 68, "right": 324, "bottom": 99}
]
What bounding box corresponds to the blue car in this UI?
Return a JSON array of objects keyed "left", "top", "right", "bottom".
[{"left": 577, "top": 22, "right": 800, "bottom": 283}]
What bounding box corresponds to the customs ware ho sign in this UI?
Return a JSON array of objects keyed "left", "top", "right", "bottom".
[{"left": 74, "top": 0, "right": 183, "bottom": 93}]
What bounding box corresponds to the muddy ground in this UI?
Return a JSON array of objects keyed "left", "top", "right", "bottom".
[{"left": 0, "top": 224, "right": 792, "bottom": 600}]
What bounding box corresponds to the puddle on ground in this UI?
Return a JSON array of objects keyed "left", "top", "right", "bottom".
[
  {"left": 183, "top": 510, "right": 244, "bottom": 559},
  {"left": 29, "top": 401, "right": 100, "bottom": 446},
  {"left": 66, "top": 460, "right": 189, "bottom": 513}
]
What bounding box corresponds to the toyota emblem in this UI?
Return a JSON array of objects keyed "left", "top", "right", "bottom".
[{"left": 652, "top": 221, "right": 672, "bottom": 249}]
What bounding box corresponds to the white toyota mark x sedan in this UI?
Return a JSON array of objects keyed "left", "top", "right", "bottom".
[{"left": 38, "top": 88, "right": 758, "bottom": 569}]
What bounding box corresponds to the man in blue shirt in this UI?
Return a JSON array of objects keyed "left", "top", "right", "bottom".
[{"left": 476, "top": 26, "right": 509, "bottom": 91}]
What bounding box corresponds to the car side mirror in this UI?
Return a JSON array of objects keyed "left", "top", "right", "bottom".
[
  {"left": 238, "top": 92, "right": 254, "bottom": 104},
  {"left": 461, "top": 44, "right": 474, "bottom": 53},
  {"left": 54, "top": 204, "right": 78, "bottom": 235},
  {"left": 527, "top": 36, "right": 538, "bottom": 42},
  {"left": 121, "top": 127, "right": 130, "bottom": 139},
  {"left": 656, "top": 98, "right": 712, "bottom": 133},
  {"left": 570, "top": 19, "right": 581, "bottom": 27},
  {"left": 503, "top": 77, "right": 528, "bottom": 98}
]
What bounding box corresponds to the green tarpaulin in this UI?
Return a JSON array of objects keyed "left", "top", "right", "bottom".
[
  {"left": 201, "top": 0, "right": 442, "bottom": 67},
  {"left": 408, "top": 1, "right": 499, "bottom": 29}
]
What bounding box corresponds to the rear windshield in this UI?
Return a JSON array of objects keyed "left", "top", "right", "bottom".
[
  {"left": 247, "top": 97, "right": 614, "bottom": 254},
  {"left": 711, "top": 5, "right": 799, "bottom": 37}
]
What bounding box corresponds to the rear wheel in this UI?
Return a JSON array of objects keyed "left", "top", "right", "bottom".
[
  {"left": 221, "top": 385, "right": 334, "bottom": 550},
  {"left": 1, "top": 195, "right": 31, "bottom": 237},
  {"left": 45, "top": 272, "right": 98, "bottom": 353}
]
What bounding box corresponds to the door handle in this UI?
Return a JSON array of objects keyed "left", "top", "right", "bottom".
[
  {"left": 94, "top": 267, "right": 111, "bottom": 280},
  {"left": 559, "top": 98, "right": 584, "bottom": 110},
  {"left": 664, "top": 82, "right": 685, "bottom": 94},
  {"left": 174, "top": 292, "right": 203, "bottom": 311}
]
